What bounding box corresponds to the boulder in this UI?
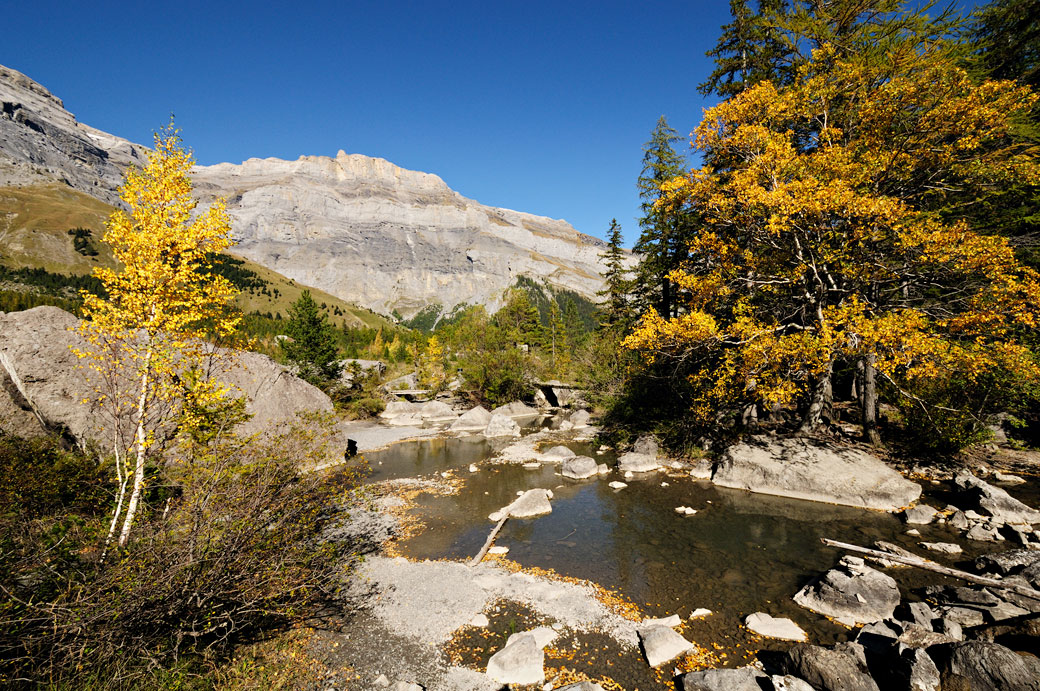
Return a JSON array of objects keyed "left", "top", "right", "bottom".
[
  {"left": 744, "top": 612, "right": 808, "bottom": 641},
  {"left": 954, "top": 472, "right": 1040, "bottom": 525},
  {"left": 920, "top": 542, "right": 962, "bottom": 554},
  {"left": 898, "top": 648, "right": 940, "bottom": 691},
  {"left": 779, "top": 643, "right": 880, "bottom": 691},
  {"left": 639, "top": 624, "right": 694, "bottom": 667},
  {"left": 0, "top": 306, "right": 333, "bottom": 448},
  {"left": 389, "top": 683, "right": 423, "bottom": 691},
  {"left": 617, "top": 452, "right": 659, "bottom": 473},
  {"left": 419, "top": 400, "right": 457, "bottom": 422},
  {"left": 771, "top": 676, "right": 816, "bottom": 691},
  {"left": 506, "top": 626, "right": 557, "bottom": 649},
  {"left": 490, "top": 401, "right": 539, "bottom": 419},
  {"left": 632, "top": 434, "right": 660, "bottom": 456},
  {"left": 561, "top": 456, "right": 598, "bottom": 480},
  {"left": 496, "top": 489, "right": 552, "bottom": 519},
  {"left": 975, "top": 549, "right": 1040, "bottom": 576},
  {"left": 486, "top": 632, "right": 543, "bottom": 685},
  {"left": 929, "top": 641, "right": 1040, "bottom": 691},
  {"left": 713, "top": 437, "right": 921, "bottom": 511},
  {"left": 541, "top": 444, "right": 576, "bottom": 461},
  {"left": 793, "top": 556, "right": 900, "bottom": 626},
  {"left": 483, "top": 413, "right": 521, "bottom": 438},
  {"left": 568, "top": 409, "right": 592, "bottom": 428},
  {"left": 380, "top": 400, "right": 419, "bottom": 419},
  {"left": 449, "top": 405, "right": 492, "bottom": 432},
  {"left": 902, "top": 504, "right": 938, "bottom": 525},
  {"left": 681, "top": 667, "right": 768, "bottom": 691}
]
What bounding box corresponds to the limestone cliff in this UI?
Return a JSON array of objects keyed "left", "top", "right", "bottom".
[{"left": 0, "top": 63, "right": 617, "bottom": 318}]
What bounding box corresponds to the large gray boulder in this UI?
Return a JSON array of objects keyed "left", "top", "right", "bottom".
[
  {"left": 954, "top": 472, "right": 1040, "bottom": 525},
  {"left": 929, "top": 641, "right": 1040, "bottom": 690},
  {"left": 419, "top": 400, "right": 457, "bottom": 423},
  {"left": 682, "top": 667, "right": 768, "bottom": 691},
  {"left": 618, "top": 452, "right": 659, "bottom": 473},
  {"left": 793, "top": 556, "right": 901, "bottom": 626},
  {"left": 483, "top": 413, "right": 521, "bottom": 438},
  {"left": 0, "top": 307, "right": 332, "bottom": 447},
  {"left": 449, "top": 405, "right": 491, "bottom": 432},
  {"left": 561, "top": 455, "right": 598, "bottom": 480},
  {"left": 713, "top": 437, "right": 921, "bottom": 511},
  {"left": 779, "top": 643, "right": 880, "bottom": 691}
]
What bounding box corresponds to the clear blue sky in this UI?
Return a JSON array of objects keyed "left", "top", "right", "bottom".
[{"left": 3, "top": 0, "right": 977, "bottom": 246}]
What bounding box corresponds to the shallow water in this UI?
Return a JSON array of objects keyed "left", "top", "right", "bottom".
[{"left": 368, "top": 436, "right": 1033, "bottom": 659}]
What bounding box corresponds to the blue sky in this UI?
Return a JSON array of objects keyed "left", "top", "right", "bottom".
[{"left": 4, "top": 1, "right": 977, "bottom": 246}]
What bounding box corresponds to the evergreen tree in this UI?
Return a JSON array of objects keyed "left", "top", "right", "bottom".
[
  {"left": 281, "top": 290, "right": 341, "bottom": 386},
  {"left": 634, "top": 116, "right": 689, "bottom": 320},
  {"left": 699, "top": 0, "right": 793, "bottom": 98},
  {"left": 597, "top": 219, "right": 633, "bottom": 328}
]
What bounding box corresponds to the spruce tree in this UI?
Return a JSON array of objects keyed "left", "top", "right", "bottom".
[
  {"left": 281, "top": 290, "right": 342, "bottom": 386},
  {"left": 634, "top": 116, "right": 689, "bottom": 320},
  {"left": 699, "top": 0, "right": 793, "bottom": 98},
  {"left": 597, "top": 219, "right": 632, "bottom": 329}
]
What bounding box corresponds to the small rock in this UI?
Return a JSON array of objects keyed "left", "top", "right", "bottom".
[
  {"left": 597, "top": 463, "right": 609, "bottom": 474},
  {"left": 903, "top": 504, "right": 939, "bottom": 525},
  {"left": 771, "top": 676, "right": 816, "bottom": 691},
  {"left": 906, "top": 529, "right": 921, "bottom": 536},
  {"left": 779, "top": 643, "right": 879, "bottom": 691},
  {"left": 642, "top": 614, "right": 681, "bottom": 628},
  {"left": 486, "top": 633, "right": 544, "bottom": 685},
  {"left": 967, "top": 523, "right": 1002, "bottom": 542},
  {"left": 523, "top": 462, "right": 541, "bottom": 470},
  {"left": 608, "top": 481, "right": 628, "bottom": 490},
  {"left": 469, "top": 613, "right": 490, "bottom": 627},
  {"left": 500, "top": 489, "right": 552, "bottom": 518},
  {"left": 744, "top": 612, "right": 808, "bottom": 641},
  {"left": 674, "top": 506, "right": 698, "bottom": 515},
  {"left": 661, "top": 481, "right": 669, "bottom": 487},
  {"left": 689, "top": 608, "right": 713, "bottom": 619},
  {"left": 557, "top": 683, "right": 606, "bottom": 691},
  {"left": 994, "top": 471, "right": 1026, "bottom": 485},
  {"left": 484, "top": 413, "right": 522, "bottom": 438},
  {"left": 639, "top": 624, "right": 694, "bottom": 667},
  {"left": 689, "top": 460, "right": 713, "bottom": 479},
  {"left": 374, "top": 674, "right": 390, "bottom": 688},
  {"left": 624, "top": 470, "right": 634, "bottom": 479},
  {"left": 488, "top": 546, "right": 509, "bottom": 555},
  {"left": 919, "top": 542, "right": 962, "bottom": 554},
  {"left": 506, "top": 626, "right": 557, "bottom": 649},
  {"left": 793, "top": 556, "right": 901, "bottom": 626},
  {"left": 561, "top": 455, "right": 598, "bottom": 480},
  {"left": 389, "top": 683, "right": 423, "bottom": 691},
  {"left": 541, "top": 445, "right": 576, "bottom": 461},
  {"left": 954, "top": 472, "right": 1040, "bottom": 525},
  {"left": 468, "top": 464, "right": 478, "bottom": 472}
]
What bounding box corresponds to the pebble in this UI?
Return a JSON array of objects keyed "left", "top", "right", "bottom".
[
  {"left": 906, "top": 529, "right": 921, "bottom": 536},
  {"left": 469, "top": 464, "right": 478, "bottom": 472},
  {"left": 690, "top": 608, "right": 713, "bottom": 619},
  {"left": 488, "top": 546, "right": 509, "bottom": 555},
  {"left": 624, "top": 470, "right": 634, "bottom": 479},
  {"left": 661, "top": 482, "right": 670, "bottom": 487},
  {"left": 609, "top": 481, "right": 628, "bottom": 490},
  {"left": 674, "top": 506, "right": 697, "bottom": 515},
  {"left": 374, "top": 674, "right": 390, "bottom": 687},
  {"left": 470, "top": 613, "right": 490, "bottom": 627}
]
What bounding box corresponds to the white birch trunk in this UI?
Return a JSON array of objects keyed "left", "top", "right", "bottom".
[{"left": 118, "top": 346, "right": 152, "bottom": 547}]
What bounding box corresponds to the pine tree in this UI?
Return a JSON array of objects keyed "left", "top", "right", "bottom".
[
  {"left": 597, "top": 219, "right": 633, "bottom": 328},
  {"left": 281, "top": 290, "right": 341, "bottom": 386},
  {"left": 699, "top": 0, "right": 793, "bottom": 98},
  {"left": 634, "top": 116, "right": 689, "bottom": 320}
]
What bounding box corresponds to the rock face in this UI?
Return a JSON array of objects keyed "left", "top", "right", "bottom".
[
  {"left": 713, "top": 437, "right": 921, "bottom": 511},
  {"left": 0, "top": 306, "right": 332, "bottom": 447},
  {"left": 0, "top": 65, "right": 149, "bottom": 205},
  {"left": 0, "top": 64, "right": 620, "bottom": 321},
  {"left": 793, "top": 556, "right": 901, "bottom": 626},
  {"left": 954, "top": 472, "right": 1040, "bottom": 525}
]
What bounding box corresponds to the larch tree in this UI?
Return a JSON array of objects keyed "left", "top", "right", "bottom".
[
  {"left": 76, "top": 124, "right": 240, "bottom": 548},
  {"left": 625, "top": 39, "right": 1040, "bottom": 447}
]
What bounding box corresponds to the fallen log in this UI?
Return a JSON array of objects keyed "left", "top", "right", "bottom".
[
  {"left": 821, "top": 538, "right": 1040, "bottom": 601},
  {"left": 470, "top": 515, "right": 508, "bottom": 566}
]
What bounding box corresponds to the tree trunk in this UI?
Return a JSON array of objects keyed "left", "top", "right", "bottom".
[
  {"left": 861, "top": 353, "right": 881, "bottom": 446},
  {"left": 119, "top": 348, "right": 152, "bottom": 547},
  {"left": 798, "top": 359, "right": 834, "bottom": 434},
  {"left": 741, "top": 402, "right": 759, "bottom": 431}
]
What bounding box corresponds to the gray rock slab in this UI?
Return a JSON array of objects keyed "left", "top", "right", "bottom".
[
  {"left": 779, "top": 643, "right": 880, "bottom": 691},
  {"left": 639, "top": 624, "right": 694, "bottom": 667},
  {"left": 903, "top": 504, "right": 938, "bottom": 525},
  {"left": 930, "top": 640, "right": 1040, "bottom": 691},
  {"left": 920, "top": 542, "right": 962, "bottom": 554},
  {"left": 617, "top": 452, "right": 659, "bottom": 473},
  {"left": 483, "top": 413, "right": 521, "bottom": 438},
  {"left": 975, "top": 549, "right": 1040, "bottom": 575},
  {"left": 561, "top": 455, "right": 599, "bottom": 479},
  {"left": 501, "top": 489, "right": 552, "bottom": 519},
  {"left": 486, "top": 633, "right": 543, "bottom": 685},
  {"left": 772, "top": 676, "right": 816, "bottom": 691},
  {"left": 744, "top": 612, "right": 807, "bottom": 641},
  {"left": 713, "top": 437, "right": 921, "bottom": 511},
  {"left": 681, "top": 667, "right": 768, "bottom": 691},
  {"left": 793, "top": 556, "right": 901, "bottom": 626},
  {"left": 557, "top": 683, "right": 607, "bottom": 691},
  {"left": 955, "top": 472, "right": 1040, "bottom": 524}
]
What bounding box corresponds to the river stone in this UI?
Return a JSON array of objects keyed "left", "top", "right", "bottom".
[
  {"left": 618, "top": 452, "right": 659, "bottom": 473},
  {"left": 541, "top": 444, "right": 576, "bottom": 461},
  {"left": 506, "top": 626, "right": 557, "bottom": 650},
  {"left": 930, "top": 641, "right": 1040, "bottom": 690},
  {"left": 639, "top": 624, "right": 694, "bottom": 667},
  {"left": 966, "top": 523, "right": 1002, "bottom": 542},
  {"left": 491, "top": 401, "right": 539, "bottom": 419},
  {"left": 483, "top": 413, "right": 521, "bottom": 438},
  {"left": 713, "top": 437, "right": 921, "bottom": 511},
  {"left": 744, "top": 612, "right": 808, "bottom": 641},
  {"left": 568, "top": 409, "right": 592, "bottom": 428},
  {"left": 486, "top": 632, "right": 543, "bottom": 685},
  {"left": 0, "top": 306, "right": 333, "bottom": 449},
  {"left": 557, "top": 683, "right": 607, "bottom": 691},
  {"left": 995, "top": 471, "right": 1027, "bottom": 485},
  {"left": 632, "top": 434, "right": 660, "bottom": 456},
  {"left": 501, "top": 489, "right": 551, "bottom": 519},
  {"left": 449, "top": 405, "right": 491, "bottom": 432},
  {"left": 389, "top": 683, "right": 423, "bottom": 691},
  {"left": 975, "top": 549, "right": 1040, "bottom": 575},
  {"left": 689, "top": 460, "right": 713, "bottom": 479},
  {"left": 419, "top": 400, "right": 457, "bottom": 422},
  {"left": 561, "top": 456, "right": 598, "bottom": 480},
  {"left": 641, "top": 614, "right": 681, "bottom": 628},
  {"left": 900, "top": 648, "right": 940, "bottom": 691},
  {"left": 954, "top": 472, "right": 1040, "bottom": 524},
  {"left": 681, "top": 667, "right": 768, "bottom": 691},
  {"left": 779, "top": 643, "right": 880, "bottom": 691},
  {"left": 903, "top": 504, "right": 939, "bottom": 525},
  {"left": 381, "top": 400, "right": 419, "bottom": 419},
  {"left": 920, "top": 542, "right": 962, "bottom": 554},
  {"left": 793, "top": 556, "right": 900, "bottom": 626}
]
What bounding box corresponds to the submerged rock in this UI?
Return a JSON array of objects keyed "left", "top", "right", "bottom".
[
  {"left": 713, "top": 437, "right": 921, "bottom": 511},
  {"left": 793, "top": 556, "right": 900, "bottom": 626},
  {"left": 639, "top": 624, "right": 694, "bottom": 667}
]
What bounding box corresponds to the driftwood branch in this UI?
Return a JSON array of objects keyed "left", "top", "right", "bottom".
[
  {"left": 470, "top": 516, "right": 508, "bottom": 567},
  {"left": 821, "top": 538, "right": 1040, "bottom": 601}
]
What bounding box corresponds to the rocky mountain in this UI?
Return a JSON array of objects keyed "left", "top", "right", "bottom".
[{"left": 0, "top": 63, "right": 616, "bottom": 319}]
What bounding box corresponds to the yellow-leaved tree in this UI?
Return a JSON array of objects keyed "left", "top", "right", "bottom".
[
  {"left": 625, "top": 42, "right": 1040, "bottom": 448},
  {"left": 75, "top": 123, "right": 240, "bottom": 548}
]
